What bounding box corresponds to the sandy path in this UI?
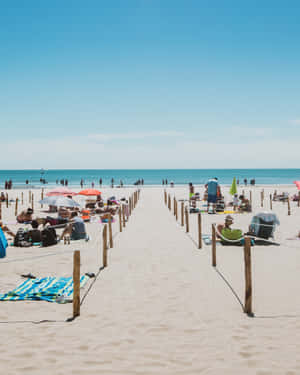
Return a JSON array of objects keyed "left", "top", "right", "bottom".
[{"left": 1, "top": 186, "right": 300, "bottom": 374}]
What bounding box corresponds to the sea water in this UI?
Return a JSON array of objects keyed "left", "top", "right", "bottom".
[{"left": 0, "top": 169, "right": 299, "bottom": 188}]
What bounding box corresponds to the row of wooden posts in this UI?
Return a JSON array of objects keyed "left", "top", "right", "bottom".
[
  {"left": 164, "top": 190, "right": 253, "bottom": 316},
  {"left": 72, "top": 189, "right": 141, "bottom": 319},
  {"left": 260, "top": 189, "right": 300, "bottom": 215},
  {"left": 0, "top": 189, "right": 39, "bottom": 220},
  {"left": 164, "top": 190, "right": 202, "bottom": 249}
]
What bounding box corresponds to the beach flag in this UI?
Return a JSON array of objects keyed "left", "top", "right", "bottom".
[{"left": 229, "top": 177, "right": 237, "bottom": 196}]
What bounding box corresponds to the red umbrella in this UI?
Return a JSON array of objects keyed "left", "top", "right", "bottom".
[
  {"left": 46, "top": 187, "right": 77, "bottom": 197},
  {"left": 78, "top": 189, "right": 101, "bottom": 196},
  {"left": 293, "top": 181, "right": 300, "bottom": 190}
]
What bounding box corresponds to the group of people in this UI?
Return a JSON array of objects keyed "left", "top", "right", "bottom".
[
  {"left": 237, "top": 178, "right": 255, "bottom": 186},
  {"left": 4, "top": 180, "right": 13, "bottom": 189},
  {"left": 188, "top": 178, "right": 251, "bottom": 214}
]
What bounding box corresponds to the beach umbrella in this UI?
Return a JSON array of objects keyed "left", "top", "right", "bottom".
[
  {"left": 78, "top": 189, "right": 101, "bottom": 196},
  {"left": 46, "top": 187, "right": 77, "bottom": 197},
  {"left": 229, "top": 177, "right": 237, "bottom": 195},
  {"left": 39, "top": 195, "right": 80, "bottom": 208},
  {"left": 293, "top": 181, "right": 300, "bottom": 190}
]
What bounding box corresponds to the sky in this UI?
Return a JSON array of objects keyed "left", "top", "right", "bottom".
[{"left": 1, "top": 0, "right": 300, "bottom": 169}]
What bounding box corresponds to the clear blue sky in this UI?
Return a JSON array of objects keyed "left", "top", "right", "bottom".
[{"left": 1, "top": 0, "right": 300, "bottom": 168}]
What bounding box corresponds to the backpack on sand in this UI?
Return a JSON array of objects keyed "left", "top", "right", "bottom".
[{"left": 41, "top": 227, "right": 57, "bottom": 247}]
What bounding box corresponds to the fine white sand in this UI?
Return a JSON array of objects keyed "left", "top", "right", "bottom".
[{"left": 0, "top": 184, "right": 300, "bottom": 375}]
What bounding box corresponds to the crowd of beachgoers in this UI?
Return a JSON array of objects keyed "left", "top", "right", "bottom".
[{"left": 1, "top": 179, "right": 300, "bottom": 374}]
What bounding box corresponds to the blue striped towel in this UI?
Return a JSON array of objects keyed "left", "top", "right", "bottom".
[{"left": 0, "top": 276, "right": 89, "bottom": 303}]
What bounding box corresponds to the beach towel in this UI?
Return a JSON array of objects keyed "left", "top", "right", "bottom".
[{"left": 0, "top": 276, "right": 89, "bottom": 303}]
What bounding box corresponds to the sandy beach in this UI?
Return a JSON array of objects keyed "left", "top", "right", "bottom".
[{"left": 0, "top": 184, "right": 300, "bottom": 375}]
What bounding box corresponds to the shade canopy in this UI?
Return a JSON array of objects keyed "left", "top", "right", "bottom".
[
  {"left": 46, "top": 187, "right": 77, "bottom": 197},
  {"left": 78, "top": 189, "right": 101, "bottom": 196},
  {"left": 39, "top": 195, "right": 80, "bottom": 208}
]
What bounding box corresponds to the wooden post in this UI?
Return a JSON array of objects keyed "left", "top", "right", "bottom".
[
  {"left": 212, "top": 224, "right": 216, "bottom": 267},
  {"left": 6, "top": 194, "right": 8, "bottom": 208},
  {"left": 122, "top": 204, "right": 126, "bottom": 227},
  {"left": 119, "top": 206, "right": 122, "bottom": 232},
  {"left": 168, "top": 195, "right": 171, "bottom": 210},
  {"left": 185, "top": 207, "right": 189, "bottom": 233},
  {"left": 198, "top": 213, "right": 202, "bottom": 249},
  {"left": 129, "top": 197, "right": 132, "bottom": 216},
  {"left": 108, "top": 213, "right": 113, "bottom": 248},
  {"left": 260, "top": 191, "right": 263, "bottom": 208},
  {"left": 249, "top": 190, "right": 252, "bottom": 207},
  {"left": 15, "top": 198, "right": 18, "bottom": 216},
  {"left": 175, "top": 199, "right": 178, "bottom": 221},
  {"left": 102, "top": 224, "right": 108, "bottom": 267},
  {"left": 21, "top": 192, "right": 24, "bottom": 205},
  {"left": 73, "top": 250, "right": 80, "bottom": 318},
  {"left": 243, "top": 237, "right": 253, "bottom": 316},
  {"left": 31, "top": 193, "right": 34, "bottom": 212},
  {"left": 164, "top": 190, "right": 167, "bottom": 205},
  {"left": 181, "top": 202, "right": 184, "bottom": 226},
  {"left": 29, "top": 190, "right": 31, "bottom": 203},
  {"left": 41, "top": 189, "right": 44, "bottom": 208},
  {"left": 288, "top": 198, "right": 291, "bottom": 216}
]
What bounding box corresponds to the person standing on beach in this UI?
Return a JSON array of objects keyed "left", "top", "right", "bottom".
[
  {"left": 99, "top": 178, "right": 102, "bottom": 187},
  {"left": 205, "top": 177, "right": 218, "bottom": 214},
  {"left": 244, "top": 178, "right": 247, "bottom": 186}
]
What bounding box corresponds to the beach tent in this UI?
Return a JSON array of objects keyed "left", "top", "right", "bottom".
[
  {"left": 78, "top": 189, "right": 101, "bottom": 196},
  {"left": 293, "top": 181, "right": 300, "bottom": 190},
  {"left": 0, "top": 227, "right": 7, "bottom": 258},
  {"left": 229, "top": 177, "right": 237, "bottom": 196},
  {"left": 46, "top": 187, "right": 76, "bottom": 197}
]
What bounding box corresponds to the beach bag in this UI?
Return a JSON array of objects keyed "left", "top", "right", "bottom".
[
  {"left": 0, "top": 227, "right": 7, "bottom": 258},
  {"left": 41, "top": 227, "right": 57, "bottom": 247},
  {"left": 14, "top": 228, "right": 30, "bottom": 247}
]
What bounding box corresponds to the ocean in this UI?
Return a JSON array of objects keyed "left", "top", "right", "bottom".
[{"left": 0, "top": 169, "right": 299, "bottom": 188}]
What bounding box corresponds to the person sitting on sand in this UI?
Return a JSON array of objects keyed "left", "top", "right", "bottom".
[
  {"left": 58, "top": 207, "right": 71, "bottom": 220},
  {"left": 60, "top": 212, "right": 87, "bottom": 241},
  {"left": 238, "top": 195, "right": 251, "bottom": 212},
  {"left": 95, "top": 201, "right": 117, "bottom": 215},
  {"left": 0, "top": 192, "right": 5, "bottom": 202},
  {"left": 17, "top": 208, "right": 33, "bottom": 223}
]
